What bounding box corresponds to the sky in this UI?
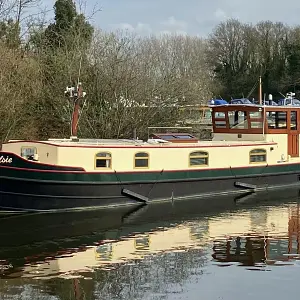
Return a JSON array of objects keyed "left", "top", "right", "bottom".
[{"left": 41, "top": 0, "right": 300, "bottom": 37}]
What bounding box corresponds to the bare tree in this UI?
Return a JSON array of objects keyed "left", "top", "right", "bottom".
[
  {"left": 0, "top": 0, "right": 41, "bottom": 21},
  {"left": 81, "top": 30, "right": 213, "bottom": 139},
  {"left": 254, "top": 21, "right": 288, "bottom": 92}
]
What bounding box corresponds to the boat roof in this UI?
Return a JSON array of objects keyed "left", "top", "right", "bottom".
[{"left": 6, "top": 138, "right": 276, "bottom": 148}]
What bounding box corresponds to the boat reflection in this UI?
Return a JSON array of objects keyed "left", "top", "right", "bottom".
[
  {"left": 0, "top": 191, "right": 299, "bottom": 281},
  {"left": 212, "top": 204, "right": 300, "bottom": 267},
  {"left": 0, "top": 191, "right": 299, "bottom": 299},
  {"left": 5, "top": 220, "right": 209, "bottom": 279}
]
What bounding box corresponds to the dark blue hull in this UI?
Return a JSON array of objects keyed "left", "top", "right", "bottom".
[{"left": 1, "top": 152, "right": 300, "bottom": 213}]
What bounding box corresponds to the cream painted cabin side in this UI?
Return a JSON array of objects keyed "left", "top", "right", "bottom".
[
  {"left": 2, "top": 141, "right": 58, "bottom": 165},
  {"left": 213, "top": 133, "right": 293, "bottom": 162},
  {"left": 1, "top": 138, "right": 291, "bottom": 172},
  {"left": 57, "top": 142, "right": 280, "bottom": 172}
]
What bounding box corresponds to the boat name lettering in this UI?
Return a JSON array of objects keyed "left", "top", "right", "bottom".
[{"left": 0, "top": 156, "right": 12, "bottom": 164}]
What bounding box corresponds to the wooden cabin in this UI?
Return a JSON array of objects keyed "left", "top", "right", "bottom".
[{"left": 212, "top": 104, "right": 299, "bottom": 159}]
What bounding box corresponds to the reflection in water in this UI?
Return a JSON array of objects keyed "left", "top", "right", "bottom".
[
  {"left": 0, "top": 193, "right": 300, "bottom": 299},
  {"left": 212, "top": 204, "right": 300, "bottom": 268},
  {"left": 96, "top": 243, "right": 113, "bottom": 261}
]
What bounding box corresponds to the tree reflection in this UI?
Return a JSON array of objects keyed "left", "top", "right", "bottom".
[{"left": 94, "top": 248, "right": 207, "bottom": 300}]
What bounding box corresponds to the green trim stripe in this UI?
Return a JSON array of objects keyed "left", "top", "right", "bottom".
[{"left": 1, "top": 163, "right": 300, "bottom": 183}]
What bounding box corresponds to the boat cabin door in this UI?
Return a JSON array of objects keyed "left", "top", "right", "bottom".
[{"left": 288, "top": 111, "right": 299, "bottom": 157}]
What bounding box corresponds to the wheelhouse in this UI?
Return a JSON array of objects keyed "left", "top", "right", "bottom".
[
  {"left": 211, "top": 104, "right": 300, "bottom": 157},
  {"left": 212, "top": 105, "right": 299, "bottom": 134}
]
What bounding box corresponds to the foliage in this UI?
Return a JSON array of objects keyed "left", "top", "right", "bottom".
[
  {"left": 2, "top": 3, "right": 300, "bottom": 143},
  {"left": 206, "top": 19, "right": 300, "bottom": 101},
  {"left": 0, "top": 19, "right": 20, "bottom": 48},
  {"left": 43, "top": 0, "right": 93, "bottom": 49},
  {"left": 0, "top": 6, "right": 214, "bottom": 142}
]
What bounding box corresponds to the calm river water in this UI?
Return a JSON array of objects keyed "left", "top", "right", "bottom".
[{"left": 1, "top": 189, "right": 300, "bottom": 299}]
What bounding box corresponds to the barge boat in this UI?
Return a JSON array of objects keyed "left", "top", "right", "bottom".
[{"left": 1, "top": 84, "right": 300, "bottom": 212}]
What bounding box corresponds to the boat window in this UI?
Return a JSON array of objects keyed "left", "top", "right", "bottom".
[
  {"left": 250, "top": 120, "right": 263, "bottom": 128},
  {"left": 95, "top": 152, "right": 112, "bottom": 168},
  {"left": 214, "top": 111, "right": 227, "bottom": 128},
  {"left": 189, "top": 151, "right": 209, "bottom": 166},
  {"left": 214, "top": 112, "right": 225, "bottom": 118},
  {"left": 228, "top": 111, "right": 248, "bottom": 129},
  {"left": 249, "top": 110, "right": 263, "bottom": 128},
  {"left": 134, "top": 152, "right": 149, "bottom": 168},
  {"left": 215, "top": 120, "right": 227, "bottom": 128},
  {"left": 157, "top": 134, "right": 176, "bottom": 140},
  {"left": 249, "top": 149, "right": 267, "bottom": 163},
  {"left": 249, "top": 111, "right": 262, "bottom": 118},
  {"left": 267, "top": 111, "right": 287, "bottom": 129},
  {"left": 204, "top": 110, "right": 212, "bottom": 118},
  {"left": 291, "top": 111, "right": 297, "bottom": 130},
  {"left": 173, "top": 135, "right": 194, "bottom": 139},
  {"left": 21, "top": 147, "right": 37, "bottom": 160}
]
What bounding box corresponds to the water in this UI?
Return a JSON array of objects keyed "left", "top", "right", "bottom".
[{"left": 1, "top": 189, "right": 300, "bottom": 299}]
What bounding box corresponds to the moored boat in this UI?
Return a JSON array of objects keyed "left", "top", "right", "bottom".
[{"left": 1, "top": 83, "right": 300, "bottom": 213}]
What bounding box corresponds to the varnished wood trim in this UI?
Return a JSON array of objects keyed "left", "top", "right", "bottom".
[{"left": 213, "top": 128, "right": 263, "bottom": 134}]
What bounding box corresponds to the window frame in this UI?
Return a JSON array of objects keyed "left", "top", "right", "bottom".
[
  {"left": 266, "top": 111, "right": 287, "bottom": 130},
  {"left": 249, "top": 148, "right": 267, "bottom": 164},
  {"left": 291, "top": 111, "right": 297, "bottom": 130},
  {"left": 189, "top": 151, "right": 209, "bottom": 167},
  {"left": 95, "top": 151, "right": 112, "bottom": 169},
  {"left": 134, "top": 152, "right": 149, "bottom": 169},
  {"left": 21, "top": 146, "right": 37, "bottom": 159}
]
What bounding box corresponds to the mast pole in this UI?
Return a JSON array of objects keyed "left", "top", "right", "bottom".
[
  {"left": 71, "top": 83, "right": 83, "bottom": 138},
  {"left": 259, "top": 76, "right": 262, "bottom": 105},
  {"left": 65, "top": 82, "right": 86, "bottom": 140}
]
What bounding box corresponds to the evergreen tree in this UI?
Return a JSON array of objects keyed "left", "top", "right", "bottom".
[
  {"left": 285, "top": 32, "right": 300, "bottom": 94},
  {"left": 43, "top": 0, "right": 93, "bottom": 49}
]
